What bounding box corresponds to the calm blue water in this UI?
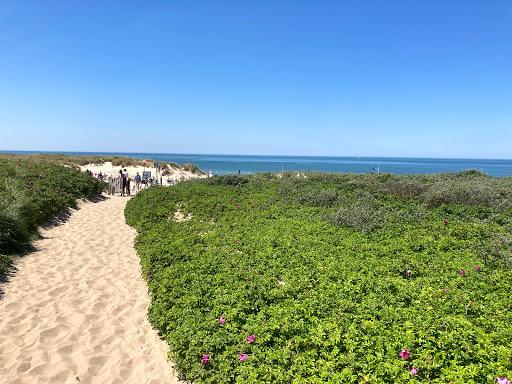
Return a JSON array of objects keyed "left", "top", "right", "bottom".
[{"left": 3, "top": 151, "right": 512, "bottom": 177}]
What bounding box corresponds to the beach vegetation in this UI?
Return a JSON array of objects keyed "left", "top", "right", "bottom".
[
  {"left": 0, "top": 153, "right": 206, "bottom": 174},
  {"left": 126, "top": 172, "right": 512, "bottom": 383},
  {"left": 0, "top": 157, "right": 104, "bottom": 275}
]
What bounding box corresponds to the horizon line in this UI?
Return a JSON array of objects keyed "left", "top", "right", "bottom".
[{"left": 1, "top": 149, "right": 511, "bottom": 162}]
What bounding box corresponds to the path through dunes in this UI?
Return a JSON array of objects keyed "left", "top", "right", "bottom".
[{"left": 0, "top": 196, "right": 179, "bottom": 384}]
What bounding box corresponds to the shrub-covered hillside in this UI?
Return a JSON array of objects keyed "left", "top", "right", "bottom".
[
  {"left": 126, "top": 172, "right": 512, "bottom": 383},
  {"left": 0, "top": 158, "right": 104, "bottom": 274}
]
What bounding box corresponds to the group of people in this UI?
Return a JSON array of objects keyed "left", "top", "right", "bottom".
[
  {"left": 105, "top": 169, "right": 144, "bottom": 196},
  {"left": 88, "top": 166, "right": 180, "bottom": 196},
  {"left": 119, "top": 169, "right": 131, "bottom": 196}
]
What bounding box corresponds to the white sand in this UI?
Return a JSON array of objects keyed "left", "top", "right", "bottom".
[
  {"left": 80, "top": 161, "right": 205, "bottom": 182},
  {"left": 0, "top": 196, "right": 181, "bottom": 384}
]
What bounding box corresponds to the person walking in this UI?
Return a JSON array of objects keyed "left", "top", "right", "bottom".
[
  {"left": 120, "top": 169, "right": 125, "bottom": 196},
  {"left": 122, "top": 169, "right": 130, "bottom": 196},
  {"left": 134, "top": 172, "right": 141, "bottom": 193}
]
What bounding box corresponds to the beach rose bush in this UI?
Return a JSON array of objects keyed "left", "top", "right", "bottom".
[{"left": 126, "top": 172, "right": 512, "bottom": 383}]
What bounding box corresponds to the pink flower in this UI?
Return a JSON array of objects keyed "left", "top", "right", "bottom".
[
  {"left": 497, "top": 378, "right": 511, "bottom": 384},
  {"left": 411, "top": 367, "right": 418, "bottom": 376},
  {"left": 201, "top": 354, "right": 209, "bottom": 365},
  {"left": 459, "top": 269, "right": 466, "bottom": 276},
  {"left": 404, "top": 270, "right": 413, "bottom": 278},
  {"left": 474, "top": 265, "right": 482, "bottom": 272},
  {"left": 246, "top": 334, "right": 256, "bottom": 344},
  {"left": 217, "top": 316, "right": 226, "bottom": 325},
  {"left": 399, "top": 348, "right": 410, "bottom": 360},
  {"left": 239, "top": 353, "right": 248, "bottom": 362}
]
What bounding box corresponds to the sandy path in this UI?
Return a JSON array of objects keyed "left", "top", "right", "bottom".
[{"left": 0, "top": 196, "right": 180, "bottom": 384}]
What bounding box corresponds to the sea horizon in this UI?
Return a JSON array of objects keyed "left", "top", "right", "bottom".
[{"left": 3, "top": 150, "right": 512, "bottom": 177}]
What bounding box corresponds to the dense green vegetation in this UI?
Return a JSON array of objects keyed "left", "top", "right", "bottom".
[
  {"left": 126, "top": 172, "right": 512, "bottom": 383},
  {"left": 0, "top": 158, "right": 104, "bottom": 274},
  {"left": 0, "top": 153, "right": 204, "bottom": 174}
]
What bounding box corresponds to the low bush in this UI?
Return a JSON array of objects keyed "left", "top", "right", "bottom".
[
  {"left": 422, "top": 180, "right": 501, "bottom": 208},
  {"left": 328, "top": 201, "right": 383, "bottom": 232},
  {"left": 474, "top": 232, "right": 512, "bottom": 268},
  {"left": 205, "top": 175, "right": 249, "bottom": 186},
  {"left": 0, "top": 157, "right": 104, "bottom": 274},
  {"left": 385, "top": 178, "right": 429, "bottom": 199},
  {"left": 126, "top": 172, "right": 512, "bottom": 383},
  {"left": 298, "top": 189, "right": 339, "bottom": 206}
]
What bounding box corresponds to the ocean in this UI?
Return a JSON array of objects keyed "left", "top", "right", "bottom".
[{"left": 3, "top": 151, "right": 512, "bottom": 177}]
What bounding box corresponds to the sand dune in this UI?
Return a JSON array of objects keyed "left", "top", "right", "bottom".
[
  {"left": 79, "top": 161, "right": 205, "bottom": 182},
  {"left": 0, "top": 196, "right": 180, "bottom": 384}
]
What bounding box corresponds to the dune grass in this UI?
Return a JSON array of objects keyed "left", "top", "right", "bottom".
[
  {"left": 0, "top": 153, "right": 205, "bottom": 174},
  {"left": 0, "top": 157, "right": 105, "bottom": 275},
  {"left": 126, "top": 171, "right": 512, "bottom": 383}
]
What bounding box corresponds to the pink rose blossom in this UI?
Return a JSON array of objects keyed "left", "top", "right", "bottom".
[
  {"left": 497, "top": 378, "right": 511, "bottom": 384},
  {"left": 399, "top": 348, "right": 410, "bottom": 360},
  {"left": 217, "top": 316, "right": 226, "bottom": 325},
  {"left": 459, "top": 269, "right": 465, "bottom": 276},
  {"left": 246, "top": 334, "right": 256, "bottom": 344},
  {"left": 404, "top": 269, "right": 413, "bottom": 278},
  {"left": 411, "top": 367, "right": 418, "bottom": 376},
  {"left": 474, "top": 265, "right": 482, "bottom": 272},
  {"left": 239, "top": 353, "right": 248, "bottom": 362},
  {"left": 201, "top": 354, "right": 209, "bottom": 365}
]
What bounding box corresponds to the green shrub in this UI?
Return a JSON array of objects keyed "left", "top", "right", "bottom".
[
  {"left": 385, "top": 178, "right": 428, "bottom": 199},
  {"left": 328, "top": 201, "right": 383, "bottom": 232},
  {"left": 474, "top": 232, "right": 512, "bottom": 268},
  {"left": 126, "top": 173, "right": 512, "bottom": 383},
  {"left": 0, "top": 157, "right": 104, "bottom": 274},
  {"left": 422, "top": 180, "right": 501, "bottom": 208},
  {"left": 298, "top": 189, "right": 339, "bottom": 206},
  {"left": 205, "top": 175, "right": 249, "bottom": 186}
]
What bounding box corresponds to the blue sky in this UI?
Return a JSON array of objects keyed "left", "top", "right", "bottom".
[{"left": 0, "top": 0, "right": 511, "bottom": 158}]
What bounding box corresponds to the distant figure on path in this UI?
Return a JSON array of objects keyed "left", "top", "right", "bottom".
[
  {"left": 123, "top": 169, "right": 130, "bottom": 196},
  {"left": 134, "top": 173, "right": 141, "bottom": 193},
  {"left": 120, "top": 169, "right": 125, "bottom": 197}
]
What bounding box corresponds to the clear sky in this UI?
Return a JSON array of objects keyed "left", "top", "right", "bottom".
[{"left": 0, "top": 1, "right": 511, "bottom": 158}]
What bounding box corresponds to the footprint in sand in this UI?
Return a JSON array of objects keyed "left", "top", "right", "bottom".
[
  {"left": 16, "top": 360, "right": 31, "bottom": 374},
  {"left": 39, "top": 324, "right": 69, "bottom": 344},
  {"left": 48, "top": 285, "right": 69, "bottom": 298}
]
